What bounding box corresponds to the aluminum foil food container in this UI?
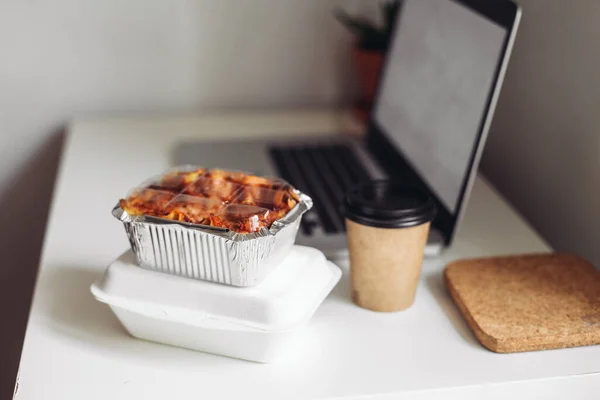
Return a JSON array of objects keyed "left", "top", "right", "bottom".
[{"left": 113, "top": 167, "right": 312, "bottom": 287}]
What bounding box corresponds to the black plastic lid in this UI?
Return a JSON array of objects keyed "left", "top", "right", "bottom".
[{"left": 343, "top": 181, "right": 436, "bottom": 229}]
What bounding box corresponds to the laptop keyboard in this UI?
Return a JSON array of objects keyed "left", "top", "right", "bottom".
[{"left": 269, "top": 145, "right": 372, "bottom": 236}]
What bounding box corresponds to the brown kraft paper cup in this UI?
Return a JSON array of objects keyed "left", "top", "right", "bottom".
[
  {"left": 347, "top": 219, "right": 431, "bottom": 312},
  {"left": 344, "top": 182, "right": 436, "bottom": 312}
]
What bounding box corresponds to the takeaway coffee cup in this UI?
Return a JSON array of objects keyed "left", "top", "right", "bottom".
[{"left": 344, "top": 181, "right": 436, "bottom": 312}]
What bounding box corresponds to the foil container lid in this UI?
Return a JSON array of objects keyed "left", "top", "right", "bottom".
[{"left": 113, "top": 166, "right": 313, "bottom": 242}]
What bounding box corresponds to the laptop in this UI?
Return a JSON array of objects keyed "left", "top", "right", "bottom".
[{"left": 175, "top": 0, "right": 521, "bottom": 258}]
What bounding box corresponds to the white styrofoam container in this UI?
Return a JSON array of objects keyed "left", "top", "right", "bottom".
[{"left": 91, "top": 246, "right": 341, "bottom": 363}]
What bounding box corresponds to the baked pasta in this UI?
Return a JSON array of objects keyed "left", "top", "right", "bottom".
[{"left": 120, "top": 168, "right": 300, "bottom": 233}]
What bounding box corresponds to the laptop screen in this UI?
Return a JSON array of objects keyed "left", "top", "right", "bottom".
[{"left": 373, "top": 0, "right": 508, "bottom": 214}]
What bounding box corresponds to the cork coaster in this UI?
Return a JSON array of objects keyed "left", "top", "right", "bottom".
[{"left": 444, "top": 253, "right": 600, "bottom": 353}]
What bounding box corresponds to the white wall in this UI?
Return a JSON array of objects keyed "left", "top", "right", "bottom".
[
  {"left": 0, "top": 0, "right": 379, "bottom": 192},
  {"left": 483, "top": 0, "right": 600, "bottom": 267}
]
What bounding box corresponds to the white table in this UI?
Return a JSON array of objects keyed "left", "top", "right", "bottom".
[{"left": 15, "top": 110, "right": 600, "bottom": 399}]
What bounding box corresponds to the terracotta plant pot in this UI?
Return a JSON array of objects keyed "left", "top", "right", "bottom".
[{"left": 352, "top": 46, "right": 384, "bottom": 123}]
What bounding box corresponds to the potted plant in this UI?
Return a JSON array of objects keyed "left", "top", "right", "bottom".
[{"left": 336, "top": 1, "right": 402, "bottom": 122}]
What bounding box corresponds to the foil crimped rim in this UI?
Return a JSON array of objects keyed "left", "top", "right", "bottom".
[{"left": 113, "top": 190, "right": 313, "bottom": 242}]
